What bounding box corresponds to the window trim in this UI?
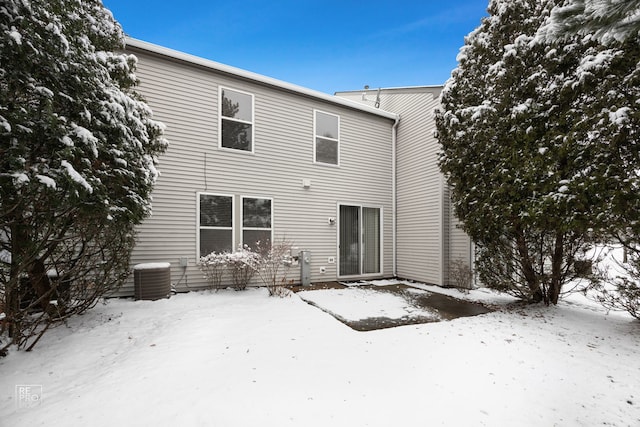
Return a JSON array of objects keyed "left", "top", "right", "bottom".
[
  {"left": 218, "top": 86, "right": 255, "bottom": 154},
  {"left": 313, "top": 109, "right": 340, "bottom": 166},
  {"left": 197, "top": 192, "right": 235, "bottom": 259},
  {"left": 240, "top": 195, "right": 274, "bottom": 249}
]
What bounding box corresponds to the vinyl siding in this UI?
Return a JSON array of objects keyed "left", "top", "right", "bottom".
[
  {"left": 337, "top": 87, "right": 467, "bottom": 286},
  {"left": 394, "top": 90, "right": 443, "bottom": 285},
  {"left": 449, "top": 202, "right": 472, "bottom": 270},
  {"left": 121, "top": 48, "right": 395, "bottom": 295},
  {"left": 444, "top": 186, "right": 472, "bottom": 287}
]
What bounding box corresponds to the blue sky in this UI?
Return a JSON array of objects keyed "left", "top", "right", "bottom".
[{"left": 102, "top": 0, "right": 489, "bottom": 94}]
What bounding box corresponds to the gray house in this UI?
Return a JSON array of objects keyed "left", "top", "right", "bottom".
[{"left": 122, "top": 38, "right": 471, "bottom": 295}]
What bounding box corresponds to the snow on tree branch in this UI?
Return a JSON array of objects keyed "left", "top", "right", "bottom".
[{"left": 538, "top": 0, "right": 640, "bottom": 43}]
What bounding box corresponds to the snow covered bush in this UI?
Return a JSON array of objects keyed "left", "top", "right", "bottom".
[
  {"left": 199, "top": 252, "right": 228, "bottom": 290},
  {"left": 0, "top": 0, "right": 166, "bottom": 352},
  {"left": 226, "top": 246, "right": 259, "bottom": 291},
  {"left": 253, "top": 239, "right": 294, "bottom": 297},
  {"left": 199, "top": 241, "right": 294, "bottom": 296}
]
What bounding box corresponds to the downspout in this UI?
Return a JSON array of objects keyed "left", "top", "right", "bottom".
[
  {"left": 440, "top": 175, "right": 446, "bottom": 286},
  {"left": 392, "top": 114, "right": 400, "bottom": 277}
]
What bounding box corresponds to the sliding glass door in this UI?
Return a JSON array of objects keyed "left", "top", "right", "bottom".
[{"left": 339, "top": 204, "right": 381, "bottom": 277}]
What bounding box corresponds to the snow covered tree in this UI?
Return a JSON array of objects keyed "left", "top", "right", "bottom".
[
  {"left": 436, "top": 0, "right": 606, "bottom": 304},
  {"left": 0, "top": 0, "right": 166, "bottom": 351},
  {"left": 539, "top": 1, "right": 640, "bottom": 317},
  {"left": 539, "top": 0, "right": 640, "bottom": 44},
  {"left": 543, "top": 7, "right": 640, "bottom": 222}
]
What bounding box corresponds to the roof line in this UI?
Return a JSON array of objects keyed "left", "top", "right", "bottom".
[
  {"left": 125, "top": 37, "right": 398, "bottom": 121},
  {"left": 335, "top": 85, "right": 444, "bottom": 94}
]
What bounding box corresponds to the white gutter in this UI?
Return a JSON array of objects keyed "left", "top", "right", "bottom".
[
  {"left": 125, "top": 37, "right": 398, "bottom": 121},
  {"left": 392, "top": 115, "right": 400, "bottom": 277}
]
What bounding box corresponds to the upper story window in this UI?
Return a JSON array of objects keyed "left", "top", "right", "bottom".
[
  {"left": 314, "top": 110, "right": 340, "bottom": 165},
  {"left": 220, "top": 87, "right": 254, "bottom": 152}
]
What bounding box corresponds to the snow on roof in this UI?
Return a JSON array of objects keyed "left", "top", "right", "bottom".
[{"left": 125, "top": 38, "right": 398, "bottom": 121}]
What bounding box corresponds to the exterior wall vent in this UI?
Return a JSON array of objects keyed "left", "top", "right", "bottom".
[{"left": 133, "top": 262, "right": 171, "bottom": 300}]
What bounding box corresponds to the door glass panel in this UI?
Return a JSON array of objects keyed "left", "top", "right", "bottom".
[
  {"left": 339, "top": 205, "right": 360, "bottom": 276},
  {"left": 363, "top": 207, "right": 380, "bottom": 274}
]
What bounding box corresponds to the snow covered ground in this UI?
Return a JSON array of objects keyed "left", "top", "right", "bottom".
[
  {"left": 298, "top": 285, "right": 441, "bottom": 324},
  {"left": 1, "top": 283, "right": 639, "bottom": 426}
]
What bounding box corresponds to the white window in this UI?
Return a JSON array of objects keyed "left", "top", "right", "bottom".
[
  {"left": 314, "top": 110, "right": 340, "bottom": 165},
  {"left": 242, "top": 196, "right": 272, "bottom": 250},
  {"left": 198, "top": 193, "right": 233, "bottom": 257},
  {"left": 220, "top": 87, "right": 254, "bottom": 152}
]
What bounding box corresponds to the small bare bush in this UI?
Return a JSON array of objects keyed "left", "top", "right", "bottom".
[
  {"left": 590, "top": 246, "right": 640, "bottom": 320},
  {"left": 449, "top": 259, "right": 473, "bottom": 291},
  {"left": 269, "top": 278, "right": 293, "bottom": 298},
  {"left": 254, "top": 239, "right": 294, "bottom": 297}
]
